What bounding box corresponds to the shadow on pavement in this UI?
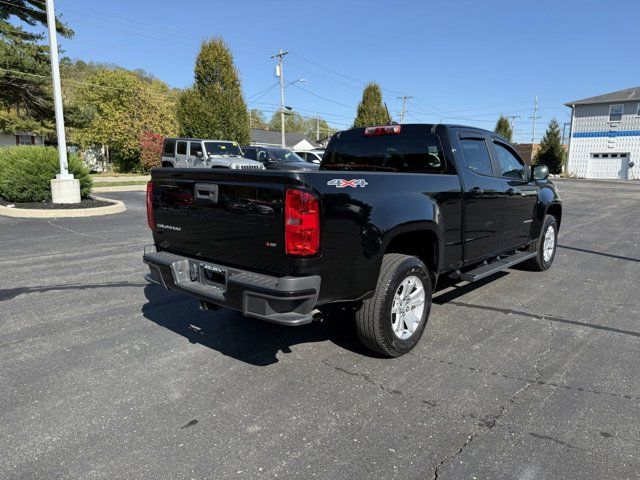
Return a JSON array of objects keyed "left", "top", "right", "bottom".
[{"left": 141, "top": 285, "right": 377, "bottom": 366}]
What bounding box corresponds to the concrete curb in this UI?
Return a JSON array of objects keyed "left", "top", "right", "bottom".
[
  {"left": 0, "top": 195, "right": 126, "bottom": 218},
  {"left": 93, "top": 185, "right": 147, "bottom": 192}
]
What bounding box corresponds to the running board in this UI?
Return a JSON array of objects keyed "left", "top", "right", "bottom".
[{"left": 452, "top": 251, "right": 536, "bottom": 282}]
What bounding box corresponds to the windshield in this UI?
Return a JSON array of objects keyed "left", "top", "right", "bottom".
[
  {"left": 322, "top": 133, "right": 446, "bottom": 172},
  {"left": 268, "top": 148, "right": 305, "bottom": 163},
  {"left": 205, "top": 141, "right": 242, "bottom": 156}
]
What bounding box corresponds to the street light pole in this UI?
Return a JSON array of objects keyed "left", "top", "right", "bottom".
[
  {"left": 45, "top": 0, "right": 68, "bottom": 177},
  {"left": 45, "top": 0, "right": 79, "bottom": 203}
]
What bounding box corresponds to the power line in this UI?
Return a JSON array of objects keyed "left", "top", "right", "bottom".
[{"left": 293, "top": 84, "right": 356, "bottom": 109}]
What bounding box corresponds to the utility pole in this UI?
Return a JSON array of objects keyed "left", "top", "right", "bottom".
[
  {"left": 271, "top": 49, "right": 289, "bottom": 147},
  {"left": 316, "top": 114, "right": 320, "bottom": 142},
  {"left": 529, "top": 96, "right": 541, "bottom": 162},
  {"left": 397, "top": 96, "right": 412, "bottom": 124},
  {"left": 45, "top": 0, "right": 79, "bottom": 203},
  {"left": 507, "top": 115, "right": 520, "bottom": 135}
]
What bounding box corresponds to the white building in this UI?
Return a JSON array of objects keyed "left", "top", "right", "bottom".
[
  {"left": 249, "top": 129, "right": 319, "bottom": 151},
  {"left": 0, "top": 131, "right": 45, "bottom": 146},
  {"left": 566, "top": 86, "right": 640, "bottom": 180}
]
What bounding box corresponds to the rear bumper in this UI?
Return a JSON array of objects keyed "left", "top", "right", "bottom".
[{"left": 143, "top": 246, "right": 321, "bottom": 326}]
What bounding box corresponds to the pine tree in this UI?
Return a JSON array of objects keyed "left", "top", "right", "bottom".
[
  {"left": 177, "top": 38, "right": 250, "bottom": 144},
  {"left": 534, "top": 119, "right": 565, "bottom": 174},
  {"left": 494, "top": 115, "right": 513, "bottom": 142},
  {"left": 0, "top": 1, "right": 73, "bottom": 134},
  {"left": 353, "top": 83, "right": 389, "bottom": 128}
]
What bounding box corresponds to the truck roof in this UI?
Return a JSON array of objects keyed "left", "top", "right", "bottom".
[
  {"left": 163, "top": 137, "right": 238, "bottom": 143},
  {"left": 332, "top": 123, "right": 510, "bottom": 143}
]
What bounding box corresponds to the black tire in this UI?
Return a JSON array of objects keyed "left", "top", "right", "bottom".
[
  {"left": 162, "top": 162, "right": 174, "bottom": 168},
  {"left": 355, "top": 254, "right": 432, "bottom": 357},
  {"left": 523, "top": 214, "right": 558, "bottom": 271}
]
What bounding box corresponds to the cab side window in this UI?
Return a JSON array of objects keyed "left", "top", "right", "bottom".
[
  {"left": 243, "top": 148, "right": 257, "bottom": 160},
  {"left": 494, "top": 142, "right": 526, "bottom": 179},
  {"left": 459, "top": 138, "right": 493, "bottom": 176},
  {"left": 189, "top": 142, "right": 203, "bottom": 156},
  {"left": 176, "top": 141, "right": 187, "bottom": 155}
]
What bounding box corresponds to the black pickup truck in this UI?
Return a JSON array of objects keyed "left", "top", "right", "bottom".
[{"left": 144, "top": 124, "right": 562, "bottom": 357}]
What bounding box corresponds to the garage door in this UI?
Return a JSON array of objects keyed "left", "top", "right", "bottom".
[{"left": 587, "top": 153, "right": 630, "bottom": 179}]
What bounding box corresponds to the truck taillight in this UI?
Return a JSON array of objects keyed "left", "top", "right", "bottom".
[
  {"left": 146, "top": 181, "right": 155, "bottom": 230},
  {"left": 364, "top": 125, "right": 401, "bottom": 136},
  {"left": 285, "top": 189, "right": 320, "bottom": 256}
]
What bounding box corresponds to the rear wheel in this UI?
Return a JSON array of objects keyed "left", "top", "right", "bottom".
[
  {"left": 162, "top": 162, "right": 174, "bottom": 168},
  {"left": 355, "top": 254, "right": 432, "bottom": 357},
  {"left": 524, "top": 214, "right": 558, "bottom": 271}
]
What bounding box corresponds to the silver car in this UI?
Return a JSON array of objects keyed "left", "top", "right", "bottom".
[
  {"left": 295, "top": 149, "right": 325, "bottom": 164},
  {"left": 161, "top": 138, "right": 265, "bottom": 170}
]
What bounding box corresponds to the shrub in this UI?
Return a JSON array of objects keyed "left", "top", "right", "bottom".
[
  {"left": 0, "top": 146, "right": 93, "bottom": 202},
  {"left": 139, "top": 131, "right": 164, "bottom": 171}
]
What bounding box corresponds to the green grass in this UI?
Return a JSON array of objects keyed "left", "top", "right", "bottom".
[
  {"left": 90, "top": 173, "right": 150, "bottom": 178},
  {"left": 93, "top": 181, "right": 148, "bottom": 187}
]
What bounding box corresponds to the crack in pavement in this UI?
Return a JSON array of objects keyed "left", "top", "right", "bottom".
[
  {"left": 321, "top": 360, "right": 438, "bottom": 408},
  {"left": 431, "top": 320, "right": 554, "bottom": 480},
  {"left": 46, "top": 219, "right": 129, "bottom": 243}
]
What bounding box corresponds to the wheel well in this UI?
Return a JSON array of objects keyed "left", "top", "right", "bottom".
[
  {"left": 385, "top": 230, "right": 439, "bottom": 276},
  {"left": 547, "top": 204, "right": 562, "bottom": 228},
  {"left": 161, "top": 161, "right": 174, "bottom": 168}
]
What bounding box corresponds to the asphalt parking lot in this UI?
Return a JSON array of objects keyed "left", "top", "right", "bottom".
[{"left": 1, "top": 180, "right": 639, "bottom": 480}]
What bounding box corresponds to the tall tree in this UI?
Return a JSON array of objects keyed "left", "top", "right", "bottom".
[
  {"left": 494, "top": 114, "right": 513, "bottom": 142},
  {"left": 353, "top": 82, "right": 389, "bottom": 128},
  {"left": 268, "top": 110, "right": 306, "bottom": 134},
  {"left": 71, "top": 68, "right": 177, "bottom": 171},
  {"left": 249, "top": 109, "right": 267, "bottom": 129},
  {"left": 267, "top": 111, "right": 330, "bottom": 141},
  {"left": 177, "top": 38, "right": 250, "bottom": 144},
  {"left": 534, "top": 119, "right": 565, "bottom": 174},
  {"left": 0, "top": 0, "right": 73, "bottom": 134}
]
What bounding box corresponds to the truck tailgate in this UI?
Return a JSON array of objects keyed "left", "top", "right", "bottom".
[{"left": 150, "top": 169, "right": 299, "bottom": 274}]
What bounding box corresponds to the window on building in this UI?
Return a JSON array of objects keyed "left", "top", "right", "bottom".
[
  {"left": 17, "top": 134, "right": 34, "bottom": 145},
  {"left": 609, "top": 104, "right": 623, "bottom": 122}
]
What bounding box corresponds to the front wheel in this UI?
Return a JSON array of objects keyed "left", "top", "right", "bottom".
[
  {"left": 355, "top": 254, "right": 432, "bottom": 357},
  {"left": 524, "top": 214, "right": 558, "bottom": 271}
]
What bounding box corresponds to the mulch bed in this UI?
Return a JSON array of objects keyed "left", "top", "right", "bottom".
[{"left": 0, "top": 196, "right": 112, "bottom": 210}]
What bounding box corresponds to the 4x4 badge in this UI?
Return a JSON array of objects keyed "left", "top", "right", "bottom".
[{"left": 327, "top": 179, "right": 368, "bottom": 188}]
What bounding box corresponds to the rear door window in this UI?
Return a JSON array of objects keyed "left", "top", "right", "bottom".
[
  {"left": 176, "top": 141, "right": 187, "bottom": 155},
  {"left": 459, "top": 138, "right": 493, "bottom": 176},
  {"left": 163, "top": 139, "right": 176, "bottom": 155},
  {"left": 323, "top": 133, "right": 446, "bottom": 173}
]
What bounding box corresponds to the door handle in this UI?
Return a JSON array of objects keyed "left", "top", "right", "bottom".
[{"left": 470, "top": 187, "right": 484, "bottom": 196}]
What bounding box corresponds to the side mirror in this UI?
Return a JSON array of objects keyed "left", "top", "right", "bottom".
[{"left": 532, "top": 164, "right": 549, "bottom": 181}]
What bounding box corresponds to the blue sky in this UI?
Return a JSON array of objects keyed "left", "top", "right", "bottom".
[{"left": 50, "top": 0, "right": 640, "bottom": 142}]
